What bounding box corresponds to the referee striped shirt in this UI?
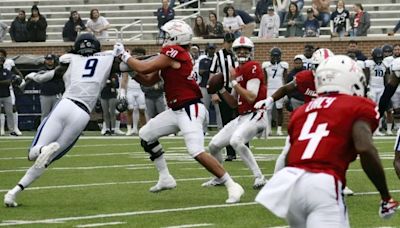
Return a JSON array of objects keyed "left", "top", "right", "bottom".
[{"left": 209, "top": 48, "right": 237, "bottom": 91}]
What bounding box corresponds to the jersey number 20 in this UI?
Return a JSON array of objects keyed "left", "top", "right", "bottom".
[
  {"left": 82, "top": 59, "right": 99, "bottom": 77},
  {"left": 298, "top": 112, "right": 330, "bottom": 159}
]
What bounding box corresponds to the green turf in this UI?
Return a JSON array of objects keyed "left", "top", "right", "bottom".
[{"left": 0, "top": 135, "right": 399, "bottom": 227}]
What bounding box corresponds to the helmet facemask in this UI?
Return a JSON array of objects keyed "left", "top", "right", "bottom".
[{"left": 234, "top": 46, "right": 253, "bottom": 64}]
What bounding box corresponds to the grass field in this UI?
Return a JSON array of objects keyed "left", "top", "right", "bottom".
[{"left": 1, "top": 133, "right": 400, "bottom": 227}]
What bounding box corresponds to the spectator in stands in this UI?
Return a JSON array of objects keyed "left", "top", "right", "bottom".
[
  {"left": 37, "top": 54, "right": 64, "bottom": 121},
  {"left": 311, "top": 0, "right": 331, "bottom": 27},
  {"left": 0, "top": 16, "right": 8, "bottom": 42},
  {"left": 350, "top": 3, "right": 370, "bottom": 37},
  {"left": 62, "top": 11, "right": 86, "bottom": 42},
  {"left": 330, "top": 0, "right": 350, "bottom": 37},
  {"left": 388, "top": 21, "right": 400, "bottom": 36},
  {"left": 193, "top": 15, "right": 208, "bottom": 38},
  {"left": 27, "top": 5, "right": 47, "bottom": 42},
  {"left": 222, "top": 5, "right": 244, "bottom": 38},
  {"left": 10, "top": 10, "right": 29, "bottom": 42},
  {"left": 156, "top": 0, "right": 175, "bottom": 39},
  {"left": 255, "top": 0, "right": 273, "bottom": 24},
  {"left": 86, "top": 9, "right": 110, "bottom": 42},
  {"left": 283, "top": 3, "right": 304, "bottom": 37},
  {"left": 258, "top": 6, "right": 280, "bottom": 38},
  {"left": 290, "top": 0, "right": 304, "bottom": 11},
  {"left": 205, "top": 12, "right": 224, "bottom": 39},
  {"left": 304, "top": 8, "right": 320, "bottom": 37},
  {"left": 275, "top": 0, "right": 290, "bottom": 27},
  {"left": 347, "top": 40, "right": 367, "bottom": 61},
  {"left": 234, "top": 9, "right": 256, "bottom": 37}
]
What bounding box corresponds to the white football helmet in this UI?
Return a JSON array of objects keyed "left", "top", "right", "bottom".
[
  {"left": 315, "top": 55, "right": 366, "bottom": 97},
  {"left": 160, "top": 19, "right": 193, "bottom": 47},
  {"left": 232, "top": 36, "right": 254, "bottom": 63},
  {"left": 311, "top": 48, "right": 334, "bottom": 72}
]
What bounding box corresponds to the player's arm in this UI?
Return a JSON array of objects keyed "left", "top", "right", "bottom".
[
  {"left": 233, "top": 78, "right": 260, "bottom": 104},
  {"left": 254, "top": 81, "right": 296, "bottom": 109},
  {"left": 352, "top": 120, "right": 391, "bottom": 200},
  {"left": 219, "top": 87, "right": 238, "bottom": 108},
  {"left": 11, "top": 66, "right": 23, "bottom": 78},
  {"left": 379, "top": 73, "right": 400, "bottom": 117},
  {"left": 394, "top": 153, "right": 400, "bottom": 179},
  {"left": 364, "top": 67, "right": 370, "bottom": 85}
]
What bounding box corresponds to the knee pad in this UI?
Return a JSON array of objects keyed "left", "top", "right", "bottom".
[
  {"left": 140, "top": 139, "right": 164, "bottom": 161},
  {"left": 230, "top": 135, "right": 245, "bottom": 150},
  {"left": 208, "top": 142, "right": 221, "bottom": 156}
]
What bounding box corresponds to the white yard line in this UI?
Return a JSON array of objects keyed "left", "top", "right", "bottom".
[
  {"left": 75, "top": 221, "right": 126, "bottom": 227},
  {"left": 162, "top": 223, "right": 214, "bottom": 228},
  {"left": 0, "top": 202, "right": 257, "bottom": 226}
]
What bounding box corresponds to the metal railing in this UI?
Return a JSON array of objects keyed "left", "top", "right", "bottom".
[{"left": 119, "top": 19, "right": 144, "bottom": 41}]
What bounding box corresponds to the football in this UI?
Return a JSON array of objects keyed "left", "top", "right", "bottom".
[{"left": 206, "top": 72, "right": 224, "bottom": 94}]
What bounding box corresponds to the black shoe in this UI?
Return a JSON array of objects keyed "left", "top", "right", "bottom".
[
  {"left": 103, "top": 130, "right": 112, "bottom": 136},
  {"left": 225, "top": 155, "right": 237, "bottom": 162},
  {"left": 9, "top": 132, "right": 18, "bottom": 136}
]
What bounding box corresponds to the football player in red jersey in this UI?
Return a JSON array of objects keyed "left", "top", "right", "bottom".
[
  {"left": 202, "top": 36, "right": 268, "bottom": 189},
  {"left": 256, "top": 55, "right": 399, "bottom": 227},
  {"left": 113, "top": 19, "right": 244, "bottom": 203}
]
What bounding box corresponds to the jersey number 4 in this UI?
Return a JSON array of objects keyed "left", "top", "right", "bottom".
[
  {"left": 82, "top": 59, "right": 99, "bottom": 77},
  {"left": 298, "top": 112, "right": 330, "bottom": 159}
]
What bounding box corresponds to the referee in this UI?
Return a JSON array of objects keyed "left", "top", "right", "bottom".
[{"left": 209, "top": 32, "right": 238, "bottom": 161}]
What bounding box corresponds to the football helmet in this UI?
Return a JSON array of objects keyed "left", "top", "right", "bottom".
[
  {"left": 311, "top": 48, "right": 334, "bottom": 72},
  {"left": 116, "top": 98, "right": 128, "bottom": 113},
  {"left": 232, "top": 36, "right": 254, "bottom": 63},
  {"left": 161, "top": 19, "right": 193, "bottom": 47},
  {"left": 270, "top": 47, "right": 282, "bottom": 64},
  {"left": 74, "top": 33, "right": 101, "bottom": 56},
  {"left": 382, "top": 44, "right": 393, "bottom": 57},
  {"left": 315, "top": 55, "right": 366, "bottom": 97},
  {"left": 372, "top": 47, "right": 384, "bottom": 64}
]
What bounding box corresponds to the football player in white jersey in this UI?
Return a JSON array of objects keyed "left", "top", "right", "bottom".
[
  {"left": 297, "top": 44, "right": 314, "bottom": 70},
  {"left": 4, "top": 33, "right": 130, "bottom": 207},
  {"left": 262, "top": 47, "right": 288, "bottom": 136},
  {"left": 365, "top": 48, "right": 391, "bottom": 135},
  {"left": 0, "top": 49, "right": 23, "bottom": 136}
]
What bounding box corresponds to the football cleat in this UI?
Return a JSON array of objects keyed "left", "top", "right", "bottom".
[
  {"left": 253, "top": 176, "right": 267, "bottom": 190},
  {"left": 343, "top": 186, "right": 354, "bottom": 196},
  {"left": 201, "top": 177, "right": 224, "bottom": 187},
  {"left": 276, "top": 130, "right": 284, "bottom": 136},
  {"left": 226, "top": 182, "right": 245, "bottom": 204},
  {"left": 4, "top": 192, "right": 18, "bottom": 207},
  {"left": 14, "top": 128, "right": 22, "bottom": 136},
  {"left": 114, "top": 129, "right": 125, "bottom": 135},
  {"left": 0, "top": 128, "right": 4, "bottom": 136},
  {"left": 149, "top": 175, "right": 177, "bottom": 193},
  {"left": 34, "top": 142, "right": 60, "bottom": 168},
  {"left": 379, "top": 198, "right": 399, "bottom": 219}
]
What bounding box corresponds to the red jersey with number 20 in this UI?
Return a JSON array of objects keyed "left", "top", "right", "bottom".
[
  {"left": 160, "top": 45, "right": 202, "bottom": 109},
  {"left": 295, "top": 70, "right": 317, "bottom": 103},
  {"left": 235, "top": 61, "right": 267, "bottom": 114},
  {"left": 287, "top": 94, "right": 379, "bottom": 185}
]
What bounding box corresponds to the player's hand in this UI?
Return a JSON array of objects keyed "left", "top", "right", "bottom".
[
  {"left": 113, "top": 42, "right": 125, "bottom": 56},
  {"left": 379, "top": 198, "right": 399, "bottom": 219},
  {"left": 254, "top": 96, "right": 274, "bottom": 109},
  {"left": 211, "top": 94, "right": 221, "bottom": 104}
]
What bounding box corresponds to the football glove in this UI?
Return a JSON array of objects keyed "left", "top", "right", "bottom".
[
  {"left": 112, "top": 42, "right": 125, "bottom": 56},
  {"left": 379, "top": 198, "right": 399, "bottom": 219},
  {"left": 118, "top": 89, "right": 127, "bottom": 100},
  {"left": 254, "top": 96, "right": 274, "bottom": 110}
]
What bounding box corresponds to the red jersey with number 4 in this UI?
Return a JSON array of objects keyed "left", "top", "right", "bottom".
[
  {"left": 160, "top": 45, "right": 202, "bottom": 109},
  {"left": 287, "top": 94, "right": 379, "bottom": 185},
  {"left": 295, "top": 70, "right": 317, "bottom": 102},
  {"left": 235, "top": 61, "right": 267, "bottom": 114}
]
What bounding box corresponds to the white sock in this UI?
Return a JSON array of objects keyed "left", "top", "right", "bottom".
[
  {"left": 14, "top": 112, "right": 19, "bottom": 131},
  {"left": 9, "top": 185, "right": 23, "bottom": 195},
  {"left": 388, "top": 123, "right": 393, "bottom": 132},
  {"left": 132, "top": 109, "right": 139, "bottom": 132},
  {"left": 0, "top": 113, "right": 4, "bottom": 132},
  {"left": 127, "top": 125, "right": 132, "bottom": 132},
  {"left": 115, "top": 120, "right": 121, "bottom": 131},
  {"left": 17, "top": 166, "right": 45, "bottom": 190},
  {"left": 277, "top": 126, "right": 282, "bottom": 132},
  {"left": 102, "top": 121, "right": 106, "bottom": 131},
  {"left": 154, "top": 154, "right": 171, "bottom": 179},
  {"left": 221, "top": 173, "right": 234, "bottom": 187}
]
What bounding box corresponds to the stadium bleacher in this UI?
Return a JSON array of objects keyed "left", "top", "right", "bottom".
[{"left": 0, "top": 0, "right": 399, "bottom": 42}]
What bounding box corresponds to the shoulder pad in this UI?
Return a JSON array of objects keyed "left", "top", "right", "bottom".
[
  {"left": 280, "top": 61, "right": 289, "bottom": 69},
  {"left": 59, "top": 53, "right": 75, "bottom": 64},
  {"left": 364, "top": 60, "right": 372, "bottom": 68},
  {"left": 262, "top": 61, "right": 271, "bottom": 69},
  {"left": 391, "top": 58, "right": 400, "bottom": 73}
]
